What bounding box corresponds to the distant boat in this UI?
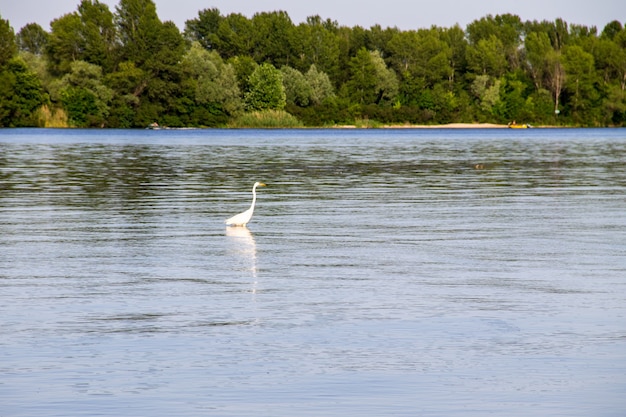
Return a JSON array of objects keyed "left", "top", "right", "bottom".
[
  {"left": 508, "top": 122, "right": 532, "bottom": 129},
  {"left": 146, "top": 122, "right": 160, "bottom": 130}
]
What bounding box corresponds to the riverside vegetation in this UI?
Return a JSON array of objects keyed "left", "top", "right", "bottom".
[{"left": 1, "top": 0, "right": 625, "bottom": 128}]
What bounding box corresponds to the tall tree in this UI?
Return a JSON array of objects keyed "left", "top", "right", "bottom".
[
  {"left": 292, "top": 16, "right": 340, "bottom": 79},
  {"left": 466, "top": 35, "right": 507, "bottom": 77},
  {"left": 114, "top": 0, "right": 186, "bottom": 126},
  {"left": 115, "top": 0, "right": 162, "bottom": 66},
  {"left": 76, "top": 0, "right": 116, "bottom": 71},
  {"left": 250, "top": 11, "right": 295, "bottom": 67},
  {"left": 306, "top": 64, "right": 335, "bottom": 105},
  {"left": 17, "top": 23, "right": 49, "bottom": 55},
  {"left": 244, "top": 62, "right": 286, "bottom": 111},
  {"left": 467, "top": 14, "right": 523, "bottom": 70},
  {"left": 57, "top": 60, "right": 113, "bottom": 127},
  {"left": 545, "top": 49, "right": 565, "bottom": 116},
  {"left": 440, "top": 24, "right": 468, "bottom": 88},
  {"left": 281, "top": 65, "right": 311, "bottom": 106},
  {"left": 524, "top": 31, "right": 552, "bottom": 91},
  {"left": 346, "top": 48, "right": 398, "bottom": 105},
  {"left": 216, "top": 13, "right": 254, "bottom": 59},
  {"left": 46, "top": 12, "right": 82, "bottom": 74},
  {"left": 562, "top": 45, "right": 598, "bottom": 122},
  {"left": 0, "top": 58, "right": 47, "bottom": 126},
  {"left": 0, "top": 15, "right": 17, "bottom": 69},
  {"left": 181, "top": 42, "right": 242, "bottom": 116},
  {"left": 184, "top": 8, "right": 222, "bottom": 50},
  {"left": 46, "top": 1, "right": 116, "bottom": 74},
  {"left": 345, "top": 47, "right": 378, "bottom": 104}
]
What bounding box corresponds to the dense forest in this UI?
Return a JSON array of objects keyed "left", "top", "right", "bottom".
[{"left": 1, "top": 0, "right": 625, "bottom": 128}]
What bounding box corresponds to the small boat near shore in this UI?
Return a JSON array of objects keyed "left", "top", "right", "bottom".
[{"left": 508, "top": 121, "right": 532, "bottom": 129}]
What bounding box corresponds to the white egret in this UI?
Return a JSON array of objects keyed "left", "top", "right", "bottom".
[{"left": 225, "top": 182, "right": 266, "bottom": 227}]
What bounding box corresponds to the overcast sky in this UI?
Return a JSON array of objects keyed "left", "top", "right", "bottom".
[{"left": 1, "top": 0, "right": 623, "bottom": 32}]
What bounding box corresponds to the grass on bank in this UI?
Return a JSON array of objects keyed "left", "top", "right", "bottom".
[
  {"left": 36, "top": 105, "right": 69, "bottom": 128},
  {"left": 228, "top": 110, "right": 304, "bottom": 128}
]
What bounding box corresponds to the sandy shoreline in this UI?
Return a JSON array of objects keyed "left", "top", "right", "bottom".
[
  {"left": 333, "top": 123, "right": 509, "bottom": 129},
  {"left": 387, "top": 123, "right": 507, "bottom": 129}
]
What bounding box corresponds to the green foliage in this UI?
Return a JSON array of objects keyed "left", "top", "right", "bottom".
[
  {"left": 45, "top": 2, "right": 116, "bottom": 75},
  {"left": 0, "top": 58, "right": 48, "bottom": 127},
  {"left": 250, "top": 11, "right": 295, "bottom": 67},
  {"left": 346, "top": 49, "right": 398, "bottom": 105},
  {"left": 346, "top": 48, "right": 378, "bottom": 104},
  {"left": 184, "top": 8, "right": 222, "bottom": 50},
  {"left": 292, "top": 16, "right": 341, "bottom": 78},
  {"left": 181, "top": 42, "right": 242, "bottom": 118},
  {"left": 17, "top": 23, "right": 49, "bottom": 55},
  {"left": 57, "top": 60, "right": 112, "bottom": 127},
  {"left": 229, "top": 109, "right": 303, "bottom": 128},
  {"left": 466, "top": 35, "right": 507, "bottom": 77},
  {"left": 281, "top": 66, "right": 312, "bottom": 106},
  {"left": 228, "top": 55, "right": 258, "bottom": 94},
  {"left": 2, "top": 7, "right": 626, "bottom": 127},
  {"left": 115, "top": 0, "right": 162, "bottom": 66},
  {"left": 562, "top": 45, "right": 599, "bottom": 122},
  {"left": 244, "top": 63, "right": 286, "bottom": 111},
  {"left": 471, "top": 74, "right": 502, "bottom": 119},
  {"left": 306, "top": 64, "right": 335, "bottom": 105},
  {"left": 0, "top": 15, "right": 18, "bottom": 68}
]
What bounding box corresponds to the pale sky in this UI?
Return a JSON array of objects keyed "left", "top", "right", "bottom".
[{"left": 1, "top": 0, "right": 624, "bottom": 33}]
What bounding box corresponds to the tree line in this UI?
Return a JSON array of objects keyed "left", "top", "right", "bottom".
[{"left": 1, "top": 0, "right": 625, "bottom": 128}]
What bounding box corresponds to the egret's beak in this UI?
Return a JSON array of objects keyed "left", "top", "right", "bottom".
[{"left": 259, "top": 183, "right": 267, "bottom": 187}]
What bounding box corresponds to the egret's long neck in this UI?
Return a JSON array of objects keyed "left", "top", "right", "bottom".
[{"left": 250, "top": 185, "right": 257, "bottom": 210}]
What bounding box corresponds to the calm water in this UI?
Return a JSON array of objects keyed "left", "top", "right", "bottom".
[{"left": 1, "top": 128, "right": 625, "bottom": 416}]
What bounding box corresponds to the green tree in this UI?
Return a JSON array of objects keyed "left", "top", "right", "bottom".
[
  {"left": 181, "top": 42, "right": 242, "bottom": 116},
  {"left": 387, "top": 30, "right": 419, "bottom": 74},
  {"left": 414, "top": 29, "right": 453, "bottom": 87},
  {"left": 184, "top": 8, "right": 222, "bottom": 50},
  {"left": 0, "top": 57, "right": 47, "bottom": 126},
  {"left": 115, "top": 0, "right": 186, "bottom": 126},
  {"left": 229, "top": 55, "right": 258, "bottom": 94},
  {"left": 216, "top": 13, "right": 254, "bottom": 59},
  {"left": 56, "top": 60, "right": 113, "bottom": 127},
  {"left": 524, "top": 31, "right": 552, "bottom": 91},
  {"left": 346, "top": 48, "right": 398, "bottom": 105},
  {"left": 440, "top": 25, "right": 467, "bottom": 87},
  {"left": 281, "top": 65, "right": 311, "bottom": 106},
  {"left": 467, "top": 14, "right": 523, "bottom": 70},
  {"left": 115, "top": 0, "right": 162, "bottom": 66},
  {"left": 292, "top": 16, "right": 341, "bottom": 79},
  {"left": 601, "top": 20, "right": 623, "bottom": 41},
  {"left": 306, "top": 64, "right": 335, "bottom": 105},
  {"left": 17, "top": 23, "right": 49, "bottom": 55},
  {"left": 46, "top": 12, "right": 82, "bottom": 74},
  {"left": 105, "top": 61, "right": 146, "bottom": 127},
  {"left": 245, "top": 62, "right": 286, "bottom": 111},
  {"left": 0, "top": 15, "right": 17, "bottom": 68},
  {"left": 76, "top": 0, "right": 116, "bottom": 71},
  {"left": 345, "top": 47, "right": 378, "bottom": 104},
  {"left": 250, "top": 11, "right": 295, "bottom": 67},
  {"left": 471, "top": 74, "right": 502, "bottom": 117},
  {"left": 369, "top": 50, "right": 399, "bottom": 104},
  {"left": 46, "top": 1, "right": 116, "bottom": 74},
  {"left": 545, "top": 49, "right": 566, "bottom": 116},
  {"left": 594, "top": 30, "right": 626, "bottom": 89},
  {"left": 466, "top": 35, "right": 507, "bottom": 77},
  {"left": 562, "top": 45, "right": 598, "bottom": 122}
]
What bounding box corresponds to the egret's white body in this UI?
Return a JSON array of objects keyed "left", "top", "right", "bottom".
[{"left": 225, "top": 182, "right": 266, "bottom": 226}]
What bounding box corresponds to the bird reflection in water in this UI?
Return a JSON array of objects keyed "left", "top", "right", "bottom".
[{"left": 225, "top": 226, "right": 258, "bottom": 293}]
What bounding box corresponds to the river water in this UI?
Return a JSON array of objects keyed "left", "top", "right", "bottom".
[{"left": 1, "top": 128, "right": 625, "bottom": 416}]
